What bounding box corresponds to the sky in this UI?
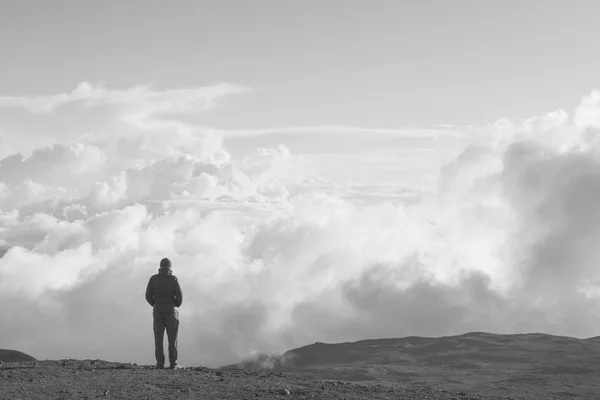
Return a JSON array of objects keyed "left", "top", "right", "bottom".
[{"left": 1, "top": 0, "right": 600, "bottom": 368}]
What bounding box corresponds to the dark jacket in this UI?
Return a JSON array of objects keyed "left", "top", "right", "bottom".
[{"left": 145, "top": 268, "right": 183, "bottom": 313}]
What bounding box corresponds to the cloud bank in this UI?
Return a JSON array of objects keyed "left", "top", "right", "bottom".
[{"left": 1, "top": 82, "right": 600, "bottom": 368}]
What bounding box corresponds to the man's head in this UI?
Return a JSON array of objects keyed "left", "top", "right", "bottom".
[
  {"left": 158, "top": 258, "right": 173, "bottom": 275},
  {"left": 160, "top": 258, "right": 171, "bottom": 269}
]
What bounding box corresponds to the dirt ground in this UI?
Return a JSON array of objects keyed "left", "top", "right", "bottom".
[{"left": 0, "top": 359, "right": 533, "bottom": 400}]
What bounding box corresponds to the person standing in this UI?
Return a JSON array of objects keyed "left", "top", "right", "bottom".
[{"left": 145, "top": 257, "right": 183, "bottom": 369}]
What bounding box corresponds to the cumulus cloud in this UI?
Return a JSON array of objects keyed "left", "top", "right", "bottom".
[{"left": 1, "top": 83, "right": 600, "bottom": 369}]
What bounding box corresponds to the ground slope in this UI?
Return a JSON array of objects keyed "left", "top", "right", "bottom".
[
  {"left": 0, "top": 349, "right": 37, "bottom": 363},
  {"left": 0, "top": 359, "right": 528, "bottom": 400},
  {"left": 224, "top": 332, "right": 600, "bottom": 399}
]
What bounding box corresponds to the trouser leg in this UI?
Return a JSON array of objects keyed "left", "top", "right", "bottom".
[
  {"left": 153, "top": 312, "right": 166, "bottom": 367},
  {"left": 165, "top": 310, "right": 179, "bottom": 367}
]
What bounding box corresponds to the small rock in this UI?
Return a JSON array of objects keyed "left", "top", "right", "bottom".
[
  {"left": 280, "top": 388, "right": 291, "bottom": 396},
  {"left": 28, "top": 377, "right": 34, "bottom": 382},
  {"left": 103, "top": 389, "right": 109, "bottom": 396}
]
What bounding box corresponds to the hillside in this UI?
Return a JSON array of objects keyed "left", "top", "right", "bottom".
[
  {"left": 0, "top": 349, "right": 37, "bottom": 363},
  {"left": 223, "top": 332, "right": 600, "bottom": 399}
]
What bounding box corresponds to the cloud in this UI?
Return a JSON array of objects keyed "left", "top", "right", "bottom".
[
  {"left": 214, "top": 124, "right": 465, "bottom": 138},
  {"left": 0, "top": 81, "right": 249, "bottom": 158},
  {"left": 0, "top": 81, "right": 249, "bottom": 115},
  {"left": 1, "top": 83, "right": 600, "bottom": 369},
  {"left": 574, "top": 90, "right": 600, "bottom": 129}
]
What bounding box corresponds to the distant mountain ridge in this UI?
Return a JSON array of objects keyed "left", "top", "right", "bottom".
[
  {"left": 223, "top": 331, "right": 600, "bottom": 371},
  {"left": 0, "top": 349, "right": 37, "bottom": 362},
  {"left": 221, "top": 331, "right": 600, "bottom": 398}
]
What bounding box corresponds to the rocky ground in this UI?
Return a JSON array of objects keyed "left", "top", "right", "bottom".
[{"left": 0, "top": 359, "right": 532, "bottom": 400}]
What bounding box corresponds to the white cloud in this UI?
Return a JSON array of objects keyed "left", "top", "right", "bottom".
[
  {"left": 574, "top": 90, "right": 600, "bottom": 129},
  {"left": 1, "top": 84, "right": 600, "bottom": 369},
  {"left": 0, "top": 82, "right": 249, "bottom": 159},
  {"left": 0, "top": 81, "right": 249, "bottom": 115},
  {"left": 213, "top": 124, "right": 464, "bottom": 138}
]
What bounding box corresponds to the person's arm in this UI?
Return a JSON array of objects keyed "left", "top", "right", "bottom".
[
  {"left": 173, "top": 276, "right": 183, "bottom": 307},
  {"left": 145, "top": 277, "right": 155, "bottom": 307}
]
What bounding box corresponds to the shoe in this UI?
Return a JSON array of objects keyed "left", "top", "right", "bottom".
[
  {"left": 169, "top": 363, "right": 180, "bottom": 369},
  {"left": 155, "top": 364, "right": 165, "bottom": 369}
]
